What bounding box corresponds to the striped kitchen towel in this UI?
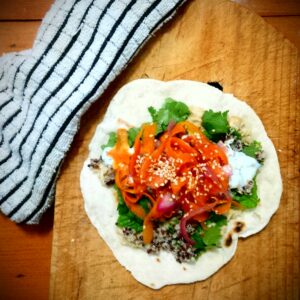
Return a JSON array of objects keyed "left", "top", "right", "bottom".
[{"left": 0, "top": 0, "right": 186, "bottom": 224}]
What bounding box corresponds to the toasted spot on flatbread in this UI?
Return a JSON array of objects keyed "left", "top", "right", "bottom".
[
  {"left": 234, "top": 221, "right": 245, "bottom": 233},
  {"left": 225, "top": 234, "right": 233, "bottom": 247}
]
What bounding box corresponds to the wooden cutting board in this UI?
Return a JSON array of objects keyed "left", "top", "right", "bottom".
[{"left": 49, "top": 0, "right": 300, "bottom": 299}]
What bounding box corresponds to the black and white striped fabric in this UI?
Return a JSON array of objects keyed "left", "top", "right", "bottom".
[{"left": 0, "top": 0, "right": 185, "bottom": 224}]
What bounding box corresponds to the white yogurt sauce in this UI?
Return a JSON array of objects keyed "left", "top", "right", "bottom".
[{"left": 225, "top": 146, "right": 260, "bottom": 189}]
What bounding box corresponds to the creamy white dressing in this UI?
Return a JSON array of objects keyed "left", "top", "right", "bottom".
[
  {"left": 227, "top": 148, "right": 260, "bottom": 189},
  {"left": 224, "top": 142, "right": 260, "bottom": 189}
]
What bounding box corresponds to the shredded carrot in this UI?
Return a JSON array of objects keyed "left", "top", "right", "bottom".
[
  {"left": 108, "top": 129, "right": 130, "bottom": 168},
  {"left": 108, "top": 121, "right": 232, "bottom": 243}
]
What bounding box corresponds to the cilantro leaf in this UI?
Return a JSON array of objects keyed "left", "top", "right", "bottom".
[
  {"left": 229, "top": 127, "right": 242, "bottom": 141},
  {"left": 192, "top": 213, "right": 228, "bottom": 250},
  {"left": 202, "top": 225, "right": 222, "bottom": 247},
  {"left": 242, "top": 141, "right": 262, "bottom": 159},
  {"left": 114, "top": 185, "right": 143, "bottom": 232},
  {"left": 101, "top": 132, "right": 117, "bottom": 150},
  {"left": 202, "top": 110, "right": 229, "bottom": 142},
  {"left": 192, "top": 227, "right": 206, "bottom": 251},
  {"left": 232, "top": 178, "right": 260, "bottom": 209},
  {"left": 206, "top": 213, "right": 227, "bottom": 227},
  {"left": 116, "top": 214, "right": 143, "bottom": 232},
  {"left": 148, "top": 106, "right": 157, "bottom": 121},
  {"left": 128, "top": 127, "right": 140, "bottom": 147},
  {"left": 148, "top": 98, "right": 190, "bottom": 134},
  {"left": 203, "top": 213, "right": 228, "bottom": 247}
]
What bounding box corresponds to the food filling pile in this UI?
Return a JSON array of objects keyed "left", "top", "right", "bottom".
[{"left": 89, "top": 99, "right": 264, "bottom": 263}]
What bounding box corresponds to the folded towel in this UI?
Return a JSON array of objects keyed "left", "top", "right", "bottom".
[{"left": 0, "top": 0, "right": 185, "bottom": 224}]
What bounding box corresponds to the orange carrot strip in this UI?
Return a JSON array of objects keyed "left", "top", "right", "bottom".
[
  {"left": 109, "top": 128, "right": 130, "bottom": 168},
  {"left": 213, "top": 201, "right": 231, "bottom": 215},
  {"left": 140, "top": 123, "right": 156, "bottom": 154},
  {"left": 143, "top": 216, "right": 154, "bottom": 244}
]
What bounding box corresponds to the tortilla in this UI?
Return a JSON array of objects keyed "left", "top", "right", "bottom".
[{"left": 80, "top": 79, "right": 282, "bottom": 289}]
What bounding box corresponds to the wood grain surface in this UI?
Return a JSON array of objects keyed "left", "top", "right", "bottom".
[
  {"left": 0, "top": 210, "right": 53, "bottom": 300},
  {"left": 232, "top": 0, "right": 300, "bottom": 16},
  {"left": 0, "top": 0, "right": 52, "bottom": 20},
  {"left": 264, "top": 16, "right": 300, "bottom": 51},
  {"left": 1, "top": 0, "right": 300, "bottom": 19},
  {"left": 0, "top": 22, "right": 41, "bottom": 54},
  {"left": 49, "top": 0, "right": 299, "bottom": 299}
]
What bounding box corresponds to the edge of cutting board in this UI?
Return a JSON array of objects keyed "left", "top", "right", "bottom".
[{"left": 50, "top": 0, "right": 299, "bottom": 299}]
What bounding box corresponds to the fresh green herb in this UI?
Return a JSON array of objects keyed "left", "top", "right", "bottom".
[
  {"left": 101, "top": 132, "right": 117, "bottom": 150},
  {"left": 232, "top": 178, "right": 260, "bottom": 209},
  {"left": 192, "top": 213, "right": 228, "bottom": 251},
  {"left": 138, "top": 197, "right": 151, "bottom": 214},
  {"left": 148, "top": 98, "right": 190, "bottom": 134},
  {"left": 165, "top": 216, "right": 180, "bottom": 234},
  {"left": 242, "top": 140, "right": 262, "bottom": 159},
  {"left": 203, "top": 214, "right": 227, "bottom": 247},
  {"left": 114, "top": 185, "right": 143, "bottom": 232},
  {"left": 229, "top": 127, "right": 242, "bottom": 141},
  {"left": 202, "top": 110, "right": 230, "bottom": 142},
  {"left": 116, "top": 214, "right": 143, "bottom": 232},
  {"left": 128, "top": 127, "right": 140, "bottom": 147},
  {"left": 148, "top": 106, "right": 157, "bottom": 121},
  {"left": 192, "top": 226, "right": 206, "bottom": 251},
  {"left": 202, "top": 225, "right": 223, "bottom": 247},
  {"left": 206, "top": 213, "right": 227, "bottom": 227}
]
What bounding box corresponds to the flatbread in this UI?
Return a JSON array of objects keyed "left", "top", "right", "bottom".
[{"left": 80, "top": 79, "right": 282, "bottom": 289}]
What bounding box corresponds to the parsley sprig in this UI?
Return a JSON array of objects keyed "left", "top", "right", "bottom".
[
  {"left": 101, "top": 132, "right": 117, "bottom": 150},
  {"left": 192, "top": 213, "right": 228, "bottom": 253},
  {"left": 201, "top": 109, "right": 230, "bottom": 142},
  {"left": 148, "top": 98, "right": 190, "bottom": 134},
  {"left": 231, "top": 177, "right": 260, "bottom": 209},
  {"left": 242, "top": 141, "right": 263, "bottom": 159},
  {"left": 115, "top": 185, "right": 151, "bottom": 232}
]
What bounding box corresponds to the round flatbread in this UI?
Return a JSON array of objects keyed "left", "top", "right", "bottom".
[{"left": 80, "top": 79, "right": 282, "bottom": 289}]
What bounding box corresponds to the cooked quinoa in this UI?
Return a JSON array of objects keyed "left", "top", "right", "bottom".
[{"left": 122, "top": 217, "right": 201, "bottom": 263}]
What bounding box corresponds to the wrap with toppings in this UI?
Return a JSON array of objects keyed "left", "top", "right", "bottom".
[{"left": 80, "top": 79, "right": 282, "bottom": 289}]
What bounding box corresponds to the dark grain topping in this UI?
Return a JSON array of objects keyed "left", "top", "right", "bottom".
[
  {"left": 88, "top": 158, "right": 100, "bottom": 169},
  {"left": 89, "top": 158, "right": 115, "bottom": 185},
  {"left": 122, "top": 217, "right": 200, "bottom": 263}
]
